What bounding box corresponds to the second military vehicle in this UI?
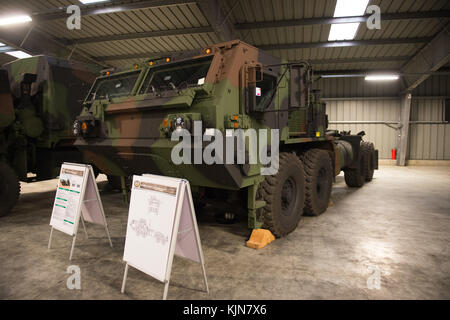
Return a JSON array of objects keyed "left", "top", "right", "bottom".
[
  {"left": 0, "top": 56, "right": 99, "bottom": 217},
  {"left": 74, "top": 40, "right": 378, "bottom": 237}
]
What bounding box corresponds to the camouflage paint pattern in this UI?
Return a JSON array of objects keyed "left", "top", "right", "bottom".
[
  {"left": 0, "top": 55, "right": 100, "bottom": 181},
  {"left": 74, "top": 40, "right": 373, "bottom": 228}
]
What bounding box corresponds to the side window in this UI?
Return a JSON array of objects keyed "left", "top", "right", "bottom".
[
  {"left": 255, "top": 72, "right": 277, "bottom": 111},
  {"left": 139, "top": 56, "right": 213, "bottom": 95}
]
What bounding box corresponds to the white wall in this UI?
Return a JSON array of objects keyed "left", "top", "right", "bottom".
[{"left": 316, "top": 75, "right": 450, "bottom": 160}]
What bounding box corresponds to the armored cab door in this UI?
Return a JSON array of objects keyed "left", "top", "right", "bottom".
[
  {"left": 242, "top": 63, "right": 262, "bottom": 114},
  {"left": 288, "top": 64, "right": 308, "bottom": 137},
  {"left": 242, "top": 64, "right": 280, "bottom": 130}
]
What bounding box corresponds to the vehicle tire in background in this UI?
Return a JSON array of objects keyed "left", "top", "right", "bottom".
[
  {"left": 344, "top": 145, "right": 366, "bottom": 188},
  {"left": 300, "top": 149, "right": 333, "bottom": 216},
  {"left": 107, "top": 175, "right": 132, "bottom": 191},
  {"left": 361, "top": 142, "right": 375, "bottom": 182},
  {"left": 0, "top": 162, "right": 21, "bottom": 217},
  {"left": 258, "top": 152, "right": 305, "bottom": 237}
]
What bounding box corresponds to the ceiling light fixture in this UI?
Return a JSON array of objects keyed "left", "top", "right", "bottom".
[
  {"left": 0, "top": 15, "right": 32, "bottom": 26},
  {"left": 321, "top": 74, "right": 365, "bottom": 78},
  {"left": 79, "top": 0, "right": 110, "bottom": 4},
  {"left": 365, "top": 74, "right": 399, "bottom": 81},
  {"left": 5, "top": 50, "right": 32, "bottom": 59},
  {"left": 328, "top": 0, "right": 369, "bottom": 41}
]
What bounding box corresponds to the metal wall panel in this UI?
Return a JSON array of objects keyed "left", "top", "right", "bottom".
[
  {"left": 321, "top": 74, "right": 450, "bottom": 160},
  {"left": 409, "top": 98, "right": 450, "bottom": 160},
  {"left": 315, "top": 77, "right": 401, "bottom": 98},
  {"left": 412, "top": 75, "right": 450, "bottom": 97},
  {"left": 325, "top": 99, "right": 400, "bottom": 159}
]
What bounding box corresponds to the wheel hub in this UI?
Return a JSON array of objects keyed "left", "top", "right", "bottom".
[{"left": 281, "top": 176, "right": 297, "bottom": 216}]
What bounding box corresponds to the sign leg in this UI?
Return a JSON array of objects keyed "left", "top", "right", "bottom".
[
  {"left": 69, "top": 234, "right": 77, "bottom": 261},
  {"left": 104, "top": 221, "right": 113, "bottom": 248},
  {"left": 200, "top": 259, "right": 209, "bottom": 294},
  {"left": 80, "top": 216, "right": 89, "bottom": 239},
  {"left": 186, "top": 181, "right": 209, "bottom": 294},
  {"left": 48, "top": 227, "right": 54, "bottom": 250},
  {"left": 121, "top": 263, "right": 129, "bottom": 294},
  {"left": 163, "top": 280, "right": 170, "bottom": 300}
]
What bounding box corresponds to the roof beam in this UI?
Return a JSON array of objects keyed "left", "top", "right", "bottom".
[
  {"left": 58, "top": 26, "right": 213, "bottom": 45},
  {"left": 31, "top": 0, "right": 194, "bottom": 22},
  {"left": 196, "top": 0, "right": 236, "bottom": 42},
  {"left": 259, "top": 37, "right": 431, "bottom": 50},
  {"left": 401, "top": 25, "right": 450, "bottom": 91},
  {"left": 96, "top": 49, "right": 200, "bottom": 61},
  {"left": 94, "top": 37, "right": 428, "bottom": 61},
  {"left": 235, "top": 10, "right": 450, "bottom": 30},
  {"left": 0, "top": 26, "right": 105, "bottom": 66},
  {"left": 309, "top": 56, "right": 411, "bottom": 65}
]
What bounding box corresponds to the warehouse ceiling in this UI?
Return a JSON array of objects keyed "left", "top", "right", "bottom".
[{"left": 0, "top": 0, "right": 449, "bottom": 74}]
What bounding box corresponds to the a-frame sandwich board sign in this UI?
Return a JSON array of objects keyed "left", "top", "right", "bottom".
[
  {"left": 48, "top": 162, "right": 113, "bottom": 260},
  {"left": 121, "top": 174, "right": 208, "bottom": 300}
]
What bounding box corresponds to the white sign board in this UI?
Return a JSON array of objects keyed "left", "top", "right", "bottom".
[
  {"left": 50, "top": 163, "right": 86, "bottom": 235},
  {"left": 121, "top": 174, "right": 208, "bottom": 299},
  {"left": 48, "top": 163, "right": 112, "bottom": 260}
]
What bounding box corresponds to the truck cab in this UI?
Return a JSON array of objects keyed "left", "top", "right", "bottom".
[{"left": 75, "top": 40, "right": 378, "bottom": 237}]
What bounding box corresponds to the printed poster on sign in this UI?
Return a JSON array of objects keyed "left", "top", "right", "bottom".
[
  {"left": 123, "top": 175, "right": 181, "bottom": 282},
  {"left": 50, "top": 164, "right": 86, "bottom": 235}
]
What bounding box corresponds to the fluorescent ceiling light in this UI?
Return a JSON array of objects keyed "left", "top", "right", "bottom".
[
  {"left": 321, "top": 74, "right": 364, "bottom": 78},
  {"left": 0, "top": 42, "right": 5, "bottom": 46},
  {"left": 79, "top": 0, "right": 109, "bottom": 4},
  {"left": 5, "top": 50, "right": 32, "bottom": 59},
  {"left": 328, "top": 23, "right": 360, "bottom": 41},
  {"left": 365, "top": 74, "right": 399, "bottom": 81},
  {"left": 328, "top": 0, "right": 369, "bottom": 41},
  {"left": 0, "top": 15, "right": 32, "bottom": 26},
  {"left": 333, "top": 0, "right": 370, "bottom": 17}
]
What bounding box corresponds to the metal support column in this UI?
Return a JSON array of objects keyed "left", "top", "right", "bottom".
[{"left": 397, "top": 93, "right": 412, "bottom": 166}]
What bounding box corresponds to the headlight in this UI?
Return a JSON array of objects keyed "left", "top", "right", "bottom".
[
  {"left": 174, "top": 116, "right": 184, "bottom": 130},
  {"left": 73, "top": 120, "right": 81, "bottom": 136}
]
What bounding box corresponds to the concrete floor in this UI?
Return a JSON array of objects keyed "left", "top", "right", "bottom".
[{"left": 1, "top": 166, "right": 449, "bottom": 300}]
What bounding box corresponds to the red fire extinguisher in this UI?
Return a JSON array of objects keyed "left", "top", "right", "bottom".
[{"left": 392, "top": 149, "right": 397, "bottom": 160}]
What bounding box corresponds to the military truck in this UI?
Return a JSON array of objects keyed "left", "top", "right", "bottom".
[
  {"left": 0, "top": 56, "right": 99, "bottom": 217},
  {"left": 74, "top": 40, "right": 378, "bottom": 237}
]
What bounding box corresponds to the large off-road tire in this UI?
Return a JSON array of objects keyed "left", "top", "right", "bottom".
[
  {"left": 344, "top": 145, "right": 366, "bottom": 188},
  {"left": 361, "top": 142, "right": 375, "bottom": 182},
  {"left": 300, "top": 149, "right": 333, "bottom": 216},
  {"left": 258, "top": 152, "right": 305, "bottom": 237},
  {"left": 0, "top": 162, "right": 21, "bottom": 217}
]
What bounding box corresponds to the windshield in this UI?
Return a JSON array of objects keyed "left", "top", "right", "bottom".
[
  {"left": 139, "top": 56, "right": 213, "bottom": 94},
  {"left": 86, "top": 70, "right": 140, "bottom": 101}
]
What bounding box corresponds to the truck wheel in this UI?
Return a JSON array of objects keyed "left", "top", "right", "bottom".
[
  {"left": 258, "top": 152, "right": 305, "bottom": 237},
  {"left": 300, "top": 149, "right": 333, "bottom": 216},
  {"left": 0, "top": 162, "right": 21, "bottom": 217},
  {"left": 344, "top": 146, "right": 366, "bottom": 188},
  {"left": 362, "top": 142, "right": 375, "bottom": 182}
]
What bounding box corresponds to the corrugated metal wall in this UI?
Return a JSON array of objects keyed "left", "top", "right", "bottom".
[
  {"left": 317, "top": 75, "right": 450, "bottom": 160},
  {"left": 325, "top": 99, "right": 400, "bottom": 159},
  {"left": 316, "top": 77, "right": 401, "bottom": 98},
  {"left": 409, "top": 98, "right": 450, "bottom": 160}
]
